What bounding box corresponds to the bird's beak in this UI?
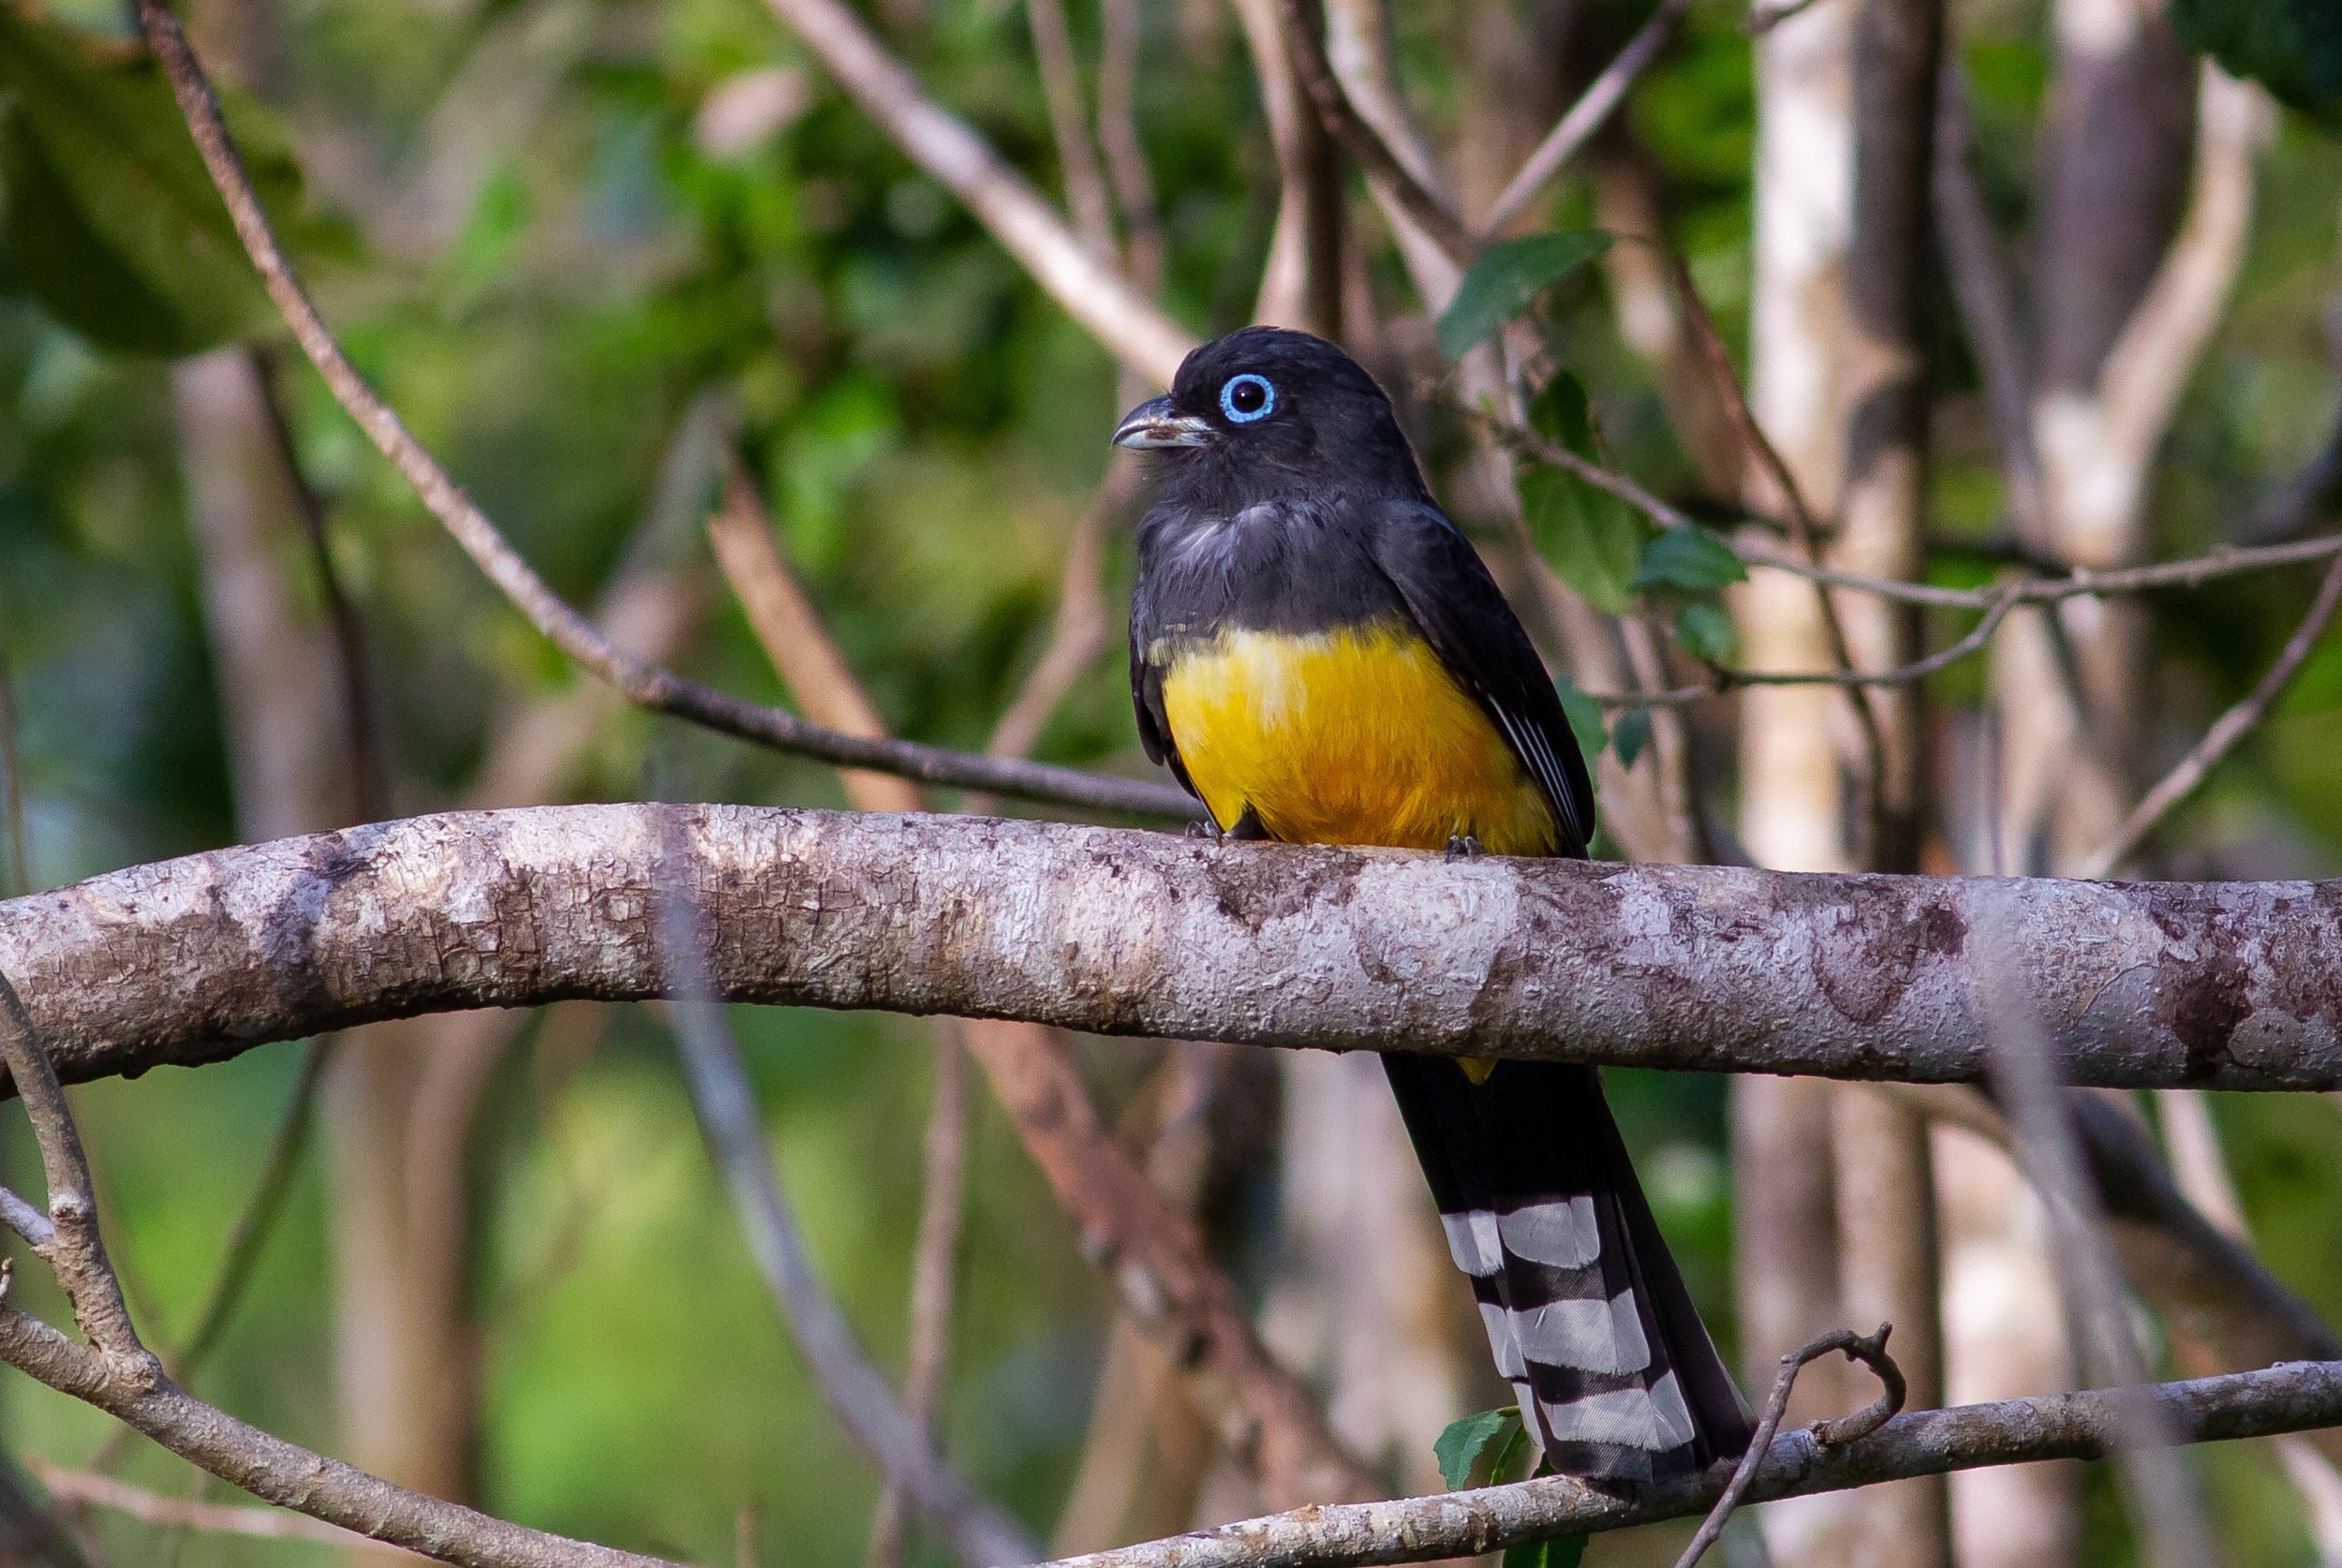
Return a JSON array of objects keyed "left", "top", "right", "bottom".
[{"left": 1112, "top": 395, "right": 1213, "bottom": 450}]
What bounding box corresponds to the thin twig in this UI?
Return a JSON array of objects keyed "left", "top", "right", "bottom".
[
  {"left": 865, "top": 1039, "right": 969, "bottom": 1568},
  {"left": 1093, "top": 0, "right": 1163, "bottom": 291},
  {"left": 2078, "top": 552, "right": 2342, "bottom": 877},
  {"left": 1932, "top": 69, "right": 2046, "bottom": 552},
  {"left": 1975, "top": 923, "right": 2219, "bottom": 1568},
  {"left": 27, "top": 1461, "right": 382, "bottom": 1551},
  {"left": 1024, "top": 0, "right": 1119, "bottom": 259},
  {"left": 1045, "top": 1361, "right": 2342, "bottom": 1568},
  {"left": 133, "top": 0, "right": 1193, "bottom": 825},
  {"left": 1672, "top": 1324, "right": 1905, "bottom": 1568},
  {"left": 1272, "top": 0, "right": 1474, "bottom": 263},
  {"left": 1470, "top": 399, "right": 2342, "bottom": 609},
  {"left": 1579, "top": 582, "right": 2023, "bottom": 704},
  {"left": 0, "top": 627, "right": 27, "bottom": 900},
  {"left": 656, "top": 855, "right": 1042, "bottom": 1568},
  {"left": 246, "top": 347, "right": 391, "bottom": 822},
  {"left": 170, "top": 1037, "right": 335, "bottom": 1377},
  {"left": 1478, "top": 0, "right": 1694, "bottom": 239}
]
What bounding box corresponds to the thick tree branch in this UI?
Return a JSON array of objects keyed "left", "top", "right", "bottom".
[
  {"left": 1046, "top": 1361, "right": 2342, "bottom": 1568},
  {"left": 8, "top": 806, "right": 2342, "bottom": 1091},
  {"left": 132, "top": 0, "right": 1193, "bottom": 826}
]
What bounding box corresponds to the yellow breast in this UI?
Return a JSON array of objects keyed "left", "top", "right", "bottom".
[{"left": 1156, "top": 622, "right": 1560, "bottom": 856}]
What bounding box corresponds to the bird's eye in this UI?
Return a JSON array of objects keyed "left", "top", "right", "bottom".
[{"left": 1220, "top": 373, "right": 1276, "bottom": 423}]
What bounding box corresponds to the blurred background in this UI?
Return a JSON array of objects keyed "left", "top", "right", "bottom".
[{"left": 0, "top": 0, "right": 2338, "bottom": 1561}]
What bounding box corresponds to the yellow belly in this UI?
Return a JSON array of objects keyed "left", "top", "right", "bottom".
[{"left": 1157, "top": 622, "right": 1560, "bottom": 856}]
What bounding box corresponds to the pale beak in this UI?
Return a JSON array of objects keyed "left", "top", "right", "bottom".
[{"left": 1111, "top": 395, "right": 1213, "bottom": 449}]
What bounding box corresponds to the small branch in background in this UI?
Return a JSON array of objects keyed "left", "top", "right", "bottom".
[
  {"left": 2241, "top": 402, "right": 2342, "bottom": 545},
  {"left": 0, "top": 626, "right": 26, "bottom": 900},
  {"left": 1932, "top": 69, "right": 2048, "bottom": 553},
  {"left": 747, "top": 0, "right": 1193, "bottom": 384},
  {"left": 1045, "top": 1361, "right": 2342, "bottom": 1568},
  {"left": 1024, "top": 0, "right": 1119, "bottom": 259},
  {"left": 864, "top": 1039, "right": 969, "bottom": 1568},
  {"left": 246, "top": 346, "right": 391, "bottom": 822},
  {"left": 1974, "top": 925, "right": 2218, "bottom": 1568},
  {"left": 656, "top": 864, "right": 1042, "bottom": 1568},
  {"left": 1477, "top": 0, "right": 1694, "bottom": 240},
  {"left": 134, "top": 0, "right": 1192, "bottom": 823},
  {"left": 28, "top": 1460, "right": 382, "bottom": 1552},
  {"left": 1743, "top": 0, "right": 1829, "bottom": 34},
  {"left": 2078, "top": 552, "right": 2342, "bottom": 878},
  {"left": 1272, "top": 0, "right": 1473, "bottom": 265},
  {"left": 0, "top": 969, "right": 688, "bottom": 1568},
  {"left": 1673, "top": 1324, "right": 1906, "bottom": 1568},
  {"left": 978, "top": 461, "right": 1131, "bottom": 769},
  {"left": 1467, "top": 395, "right": 2342, "bottom": 610},
  {"left": 1093, "top": 0, "right": 1164, "bottom": 291}
]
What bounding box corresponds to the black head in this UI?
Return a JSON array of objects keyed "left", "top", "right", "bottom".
[{"left": 1110, "top": 327, "right": 1428, "bottom": 504}]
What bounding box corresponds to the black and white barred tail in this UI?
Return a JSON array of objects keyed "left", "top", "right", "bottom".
[{"left": 1384, "top": 1055, "right": 1753, "bottom": 1485}]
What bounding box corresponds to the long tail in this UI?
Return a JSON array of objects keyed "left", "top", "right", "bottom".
[{"left": 1384, "top": 1054, "right": 1753, "bottom": 1485}]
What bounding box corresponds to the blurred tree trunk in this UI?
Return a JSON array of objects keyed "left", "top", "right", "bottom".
[
  {"left": 1733, "top": 1, "right": 1858, "bottom": 1559},
  {"left": 1733, "top": 0, "right": 1949, "bottom": 1559}
]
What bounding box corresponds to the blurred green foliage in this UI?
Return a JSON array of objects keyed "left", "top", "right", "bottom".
[{"left": 0, "top": 0, "right": 2336, "bottom": 1562}]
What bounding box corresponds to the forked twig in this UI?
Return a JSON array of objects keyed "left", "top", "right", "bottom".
[{"left": 1671, "top": 1324, "right": 1905, "bottom": 1568}]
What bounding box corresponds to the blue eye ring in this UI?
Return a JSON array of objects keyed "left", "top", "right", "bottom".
[{"left": 1220, "top": 373, "right": 1276, "bottom": 423}]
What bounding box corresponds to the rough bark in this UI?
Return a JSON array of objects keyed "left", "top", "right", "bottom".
[{"left": 8, "top": 806, "right": 2342, "bottom": 1091}]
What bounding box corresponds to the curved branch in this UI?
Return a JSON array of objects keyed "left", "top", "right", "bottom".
[
  {"left": 132, "top": 0, "right": 1193, "bottom": 826},
  {"left": 1045, "top": 1361, "right": 2342, "bottom": 1568},
  {"left": 7, "top": 805, "right": 2342, "bottom": 1092}
]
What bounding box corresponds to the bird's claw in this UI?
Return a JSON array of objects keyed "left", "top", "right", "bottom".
[
  {"left": 1185, "top": 818, "right": 1224, "bottom": 841},
  {"left": 1444, "top": 834, "right": 1484, "bottom": 861}
]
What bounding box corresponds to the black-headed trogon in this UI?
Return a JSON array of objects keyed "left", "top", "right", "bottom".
[{"left": 1115, "top": 326, "right": 1752, "bottom": 1485}]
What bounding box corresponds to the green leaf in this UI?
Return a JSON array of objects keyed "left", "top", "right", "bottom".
[
  {"left": 1528, "top": 370, "right": 1596, "bottom": 448},
  {"left": 1436, "top": 230, "right": 1613, "bottom": 360},
  {"left": 1433, "top": 1407, "right": 1520, "bottom": 1490},
  {"left": 1520, "top": 463, "right": 1642, "bottom": 613},
  {"left": 1611, "top": 704, "right": 1652, "bottom": 770},
  {"left": 1553, "top": 672, "right": 1608, "bottom": 761},
  {"left": 1635, "top": 525, "right": 1746, "bottom": 591},
  {"left": 2169, "top": 0, "right": 2342, "bottom": 117},
  {"left": 1503, "top": 1535, "right": 1587, "bottom": 1568},
  {"left": 0, "top": 4, "right": 345, "bottom": 356},
  {"left": 1674, "top": 599, "right": 1737, "bottom": 663}
]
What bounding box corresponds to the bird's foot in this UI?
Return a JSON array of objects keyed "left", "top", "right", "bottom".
[
  {"left": 1185, "top": 817, "right": 1224, "bottom": 841},
  {"left": 1444, "top": 834, "right": 1485, "bottom": 861}
]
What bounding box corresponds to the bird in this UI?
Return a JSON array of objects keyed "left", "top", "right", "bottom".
[{"left": 1114, "top": 325, "right": 1752, "bottom": 1486}]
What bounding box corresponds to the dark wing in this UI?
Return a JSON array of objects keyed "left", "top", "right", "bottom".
[
  {"left": 1128, "top": 584, "right": 1202, "bottom": 802},
  {"left": 1370, "top": 499, "right": 1596, "bottom": 856}
]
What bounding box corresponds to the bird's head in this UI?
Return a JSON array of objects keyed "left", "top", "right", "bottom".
[{"left": 1110, "top": 327, "right": 1425, "bottom": 499}]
